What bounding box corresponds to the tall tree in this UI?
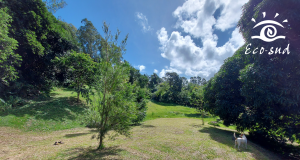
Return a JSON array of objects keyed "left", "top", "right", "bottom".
[
  {"left": 190, "top": 76, "right": 206, "bottom": 86},
  {"left": 0, "top": 7, "right": 21, "bottom": 86},
  {"left": 165, "top": 72, "right": 182, "bottom": 102},
  {"left": 138, "top": 74, "right": 149, "bottom": 88},
  {"left": 128, "top": 65, "right": 140, "bottom": 85},
  {"left": 153, "top": 81, "right": 170, "bottom": 102},
  {"left": 43, "top": 0, "right": 67, "bottom": 13},
  {"left": 0, "top": 0, "right": 78, "bottom": 96},
  {"left": 203, "top": 48, "right": 246, "bottom": 127},
  {"left": 181, "top": 77, "right": 188, "bottom": 87},
  {"left": 237, "top": 0, "right": 300, "bottom": 142},
  {"left": 203, "top": 0, "right": 300, "bottom": 143},
  {"left": 77, "top": 18, "right": 101, "bottom": 60},
  {"left": 148, "top": 73, "right": 162, "bottom": 93}
]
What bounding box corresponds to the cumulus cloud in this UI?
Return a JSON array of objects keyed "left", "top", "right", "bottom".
[
  {"left": 137, "top": 65, "right": 146, "bottom": 72},
  {"left": 154, "top": 69, "right": 158, "bottom": 73},
  {"left": 157, "top": 26, "right": 244, "bottom": 78},
  {"left": 159, "top": 66, "right": 182, "bottom": 78},
  {"left": 157, "top": 0, "right": 247, "bottom": 79},
  {"left": 215, "top": 0, "right": 249, "bottom": 31},
  {"left": 135, "top": 12, "right": 152, "bottom": 32},
  {"left": 173, "top": 0, "right": 219, "bottom": 39},
  {"left": 173, "top": 0, "right": 248, "bottom": 38}
]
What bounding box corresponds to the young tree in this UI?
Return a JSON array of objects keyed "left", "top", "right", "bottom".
[
  {"left": 131, "top": 87, "right": 149, "bottom": 125},
  {"left": 53, "top": 51, "right": 96, "bottom": 102},
  {"left": 91, "top": 22, "right": 135, "bottom": 150}
]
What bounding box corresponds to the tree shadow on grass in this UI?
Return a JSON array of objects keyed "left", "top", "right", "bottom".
[
  {"left": 0, "top": 96, "right": 87, "bottom": 121},
  {"left": 184, "top": 113, "right": 211, "bottom": 118},
  {"left": 65, "top": 130, "right": 98, "bottom": 138},
  {"left": 49, "top": 92, "right": 60, "bottom": 97},
  {"left": 64, "top": 146, "right": 124, "bottom": 160},
  {"left": 130, "top": 123, "right": 155, "bottom": 128},
  {"left": 189, "top": 124, "right": 204, "bottom": 128},
  {"left": 184, "top": 113, "right": 201, "bottom": 118},
  {"left": 198, "top": 126, "right": 292, "bottom": 160},
  {"left": 150, "top": 100, "right": 177, "bottom": 106},
  {"left": 62, "top": 87, "right": 75, "bottom": 92},
  {"left": 140, "top": 125, "right": 155, "bottom": 128}
]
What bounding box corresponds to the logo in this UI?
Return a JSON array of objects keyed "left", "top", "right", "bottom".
[
  {"left": 251, "top": 12, "right": 288, "bottom": 42},
  {"left": 245, "top": 12, "right": 290, "bottom": 55}
]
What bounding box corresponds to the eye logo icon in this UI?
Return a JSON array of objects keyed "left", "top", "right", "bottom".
[{"left": 251, "top": 12, "right": 288, "bottom": 42}]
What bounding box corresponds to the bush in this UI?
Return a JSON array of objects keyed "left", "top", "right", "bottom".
[
  {"left": 0, "top": 98, "right": 11, "bottom": 112},
  {"left": 82, "top": 108, "right": 101, "bottom": 128},
  {"left": 208, "top": 121, "right": 220, "bottom": 127}
]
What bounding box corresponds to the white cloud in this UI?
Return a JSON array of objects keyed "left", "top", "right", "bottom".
[
  {"left": 154, "top": 69, "right": 158, "bottom": 73},
  {"left": 173, "top": 0, "right": 248, "bottom": 38},
  {"left": 157, "top": 0, "right": 247, "bottom": 79},
  {"left": 137, "top": 65, "right": 146, "bottom": 72},
  {"left": 159, "top": 66, "right": 182, "bottom": 78},
  {"left": 135, "top": 12, "right": 152, "bottom": 32},
  {"left": 215, "top": 0, "right": 249, "bottom": 31},
  {"left": 173, "top": 0, "right": 219, "bottom": 39},
  {"left": 157, "top": 27, "right": 244, "bottom": 79}
]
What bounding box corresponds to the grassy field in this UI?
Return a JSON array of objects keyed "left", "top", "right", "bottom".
[
  {"left": 0, "top": 118, "right": 281, "bottom": 160},
  {"left": 146, "top": 100, "right": 238, "bottom": 130},
  {"left": 0, "top": 88, "right": 235, "bottom": 132},
  {"left": 0, "top": 88, "right": 288, "bottom": 159},
  {"left": 0, "top": 88, "right": 87, "bottom": 132}
]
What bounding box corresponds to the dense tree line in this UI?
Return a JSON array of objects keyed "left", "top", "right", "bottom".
[
  {"left": 202, "top": 0, "right": 300, "bottom": 144},
  {"left": 150, "top": 72, "right": 206, "bottom": 109},
  {"left": 0, "top": 0, "right": 78, "bottom": 99}
]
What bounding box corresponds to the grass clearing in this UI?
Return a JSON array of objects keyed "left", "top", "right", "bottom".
[
  {"left": 145, "top": 100, "right": 238, "bottom": 130},
  {"left": 0, "top": 88, "right": 87, "bottom": 132},
  {"left": 0, "top": 88, "right": 288, "bottom": 159},
  {"left": 0, "top": 118, "right": 281, "bottom": 160},
  {"left": 145, "top": 101, "right": 200, "bottom": 120}
]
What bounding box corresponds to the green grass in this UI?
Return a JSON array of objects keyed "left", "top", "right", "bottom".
[
  {"left": 0, "top": 88, "right": 239, "bottom": 132},
  {"left": 146, "top": 100, "right": 203, "bottom": 120},
  {"left": 0, "top": 88, "right": 289, "bottom": 159},
  {"left": 145, "top": 100, "right": 238, "bottom": 130},
  {"left": 0, "top": 88, "right": 87, "bottom": 132},
  {"left": 49, "top": 118, "right": 279, "bottom": 160}
]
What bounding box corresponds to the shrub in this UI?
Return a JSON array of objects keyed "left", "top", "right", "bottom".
[{"left": 208, "top": 121, "right": 220, "bottom": 127}]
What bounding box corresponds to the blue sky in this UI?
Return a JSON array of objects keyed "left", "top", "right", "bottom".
[{"left": 54, "top": 0, "right": 248, "bottom": 80}]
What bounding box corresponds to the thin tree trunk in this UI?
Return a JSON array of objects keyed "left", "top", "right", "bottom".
[
  {"left": 77, "top": 92, "right": 80, "bottom": 102},
  {"left": 97, "top": 44, "right": 110, "bottom": 150},
  {"left": 98, "top": 134, "right": 104, "bottom": 150},
  {"left": 201, "top": 111, "right": 204, "bottom": 125}
]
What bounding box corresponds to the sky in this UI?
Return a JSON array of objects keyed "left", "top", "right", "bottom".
[{"left": 54, "top": 0, "right": 248, "bottom": 80}]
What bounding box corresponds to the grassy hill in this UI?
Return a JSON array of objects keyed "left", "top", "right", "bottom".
[
  {"left": 0, "top": 88, "right": 86, "bottom": 132},
  {"left": 0, "top": 88, "right": 286, "bottom": 159}
]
